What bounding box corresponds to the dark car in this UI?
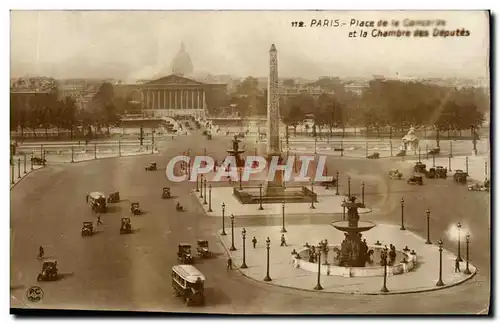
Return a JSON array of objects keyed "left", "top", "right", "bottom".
[
  {"left": 367, "top": 152, "right": 380, "bottom": 159},
  {"left": 81, "top": 222, "right": 94, "bottom": 237},
  {"left": 31, "top": 157, "right": 46, "bottom": 165},
  {"left": 37, "top": 260, "right": 59, "bottom": 281},
  {"left": 407, "top": 175, "right": 423, "bottom": 185},
  {"left": 107, "top": 191, "right": 120, "bottom": 203},
  {"left": 196, "top": 240, "right": 212, "bottom": 258},
  {"left": 435, "top": 166, "right": 448, "bottom": 179},
  {"left": 426, "top": 168, "right": 437, "bottom": 179},
  {"left": 453, "top": 170, "right": 468, "bottom": 184},
  {"left": 130, "top": 202, "right": 141, "bottom": 215},
  {"left": 120, "top": 218, "right": 132, "bottom": 234},
  {"left": 178, "top": 244, "right": 194, "bottom": 264},
  {"left": 413, "top": 162, "right": 427, "bottom": 173},
  {"left": 145, "top": 163, "right": 157, "bottom": 171},
  {"left": 428, "top": 147, "right": 440, "bottom": 155},
  {"left": 162, "top": 187, "right": 171, "bottom": 199}
]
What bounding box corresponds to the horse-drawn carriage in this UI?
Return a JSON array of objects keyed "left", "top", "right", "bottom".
[{"left": 388, "top": 169, "right": 403, "bottom": 180}]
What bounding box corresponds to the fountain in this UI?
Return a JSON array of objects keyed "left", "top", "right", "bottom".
[
  {"left": 331, "top": 196, "right": 376, "bottom": 267},
  {"left": 399, "top": 126, "right": 420, "bottom": 156}
]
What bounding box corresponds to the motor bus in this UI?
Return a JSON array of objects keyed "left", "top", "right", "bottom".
[{"left": 171, "top": 264, "right": 205, "bottom": 306}]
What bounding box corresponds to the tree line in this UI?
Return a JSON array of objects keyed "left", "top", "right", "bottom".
[
  {"left": 230, "top": 76, "right": 488, "bottom": 138},
  {"left": 10, "top": 82, "right": 139, "bottom": 138}
]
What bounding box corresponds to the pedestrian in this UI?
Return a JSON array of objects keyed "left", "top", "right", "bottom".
[
  {"left": 455, "top": 259, "right": 461, "bottom": 273},
  {"left": 38, "top": 246, "right": 44, "bottom": 260},
  {"left": 280, "top": 234, "right": 288, "bottom": 247},
  {"left": 97, "top": 214, "right": 103, "bottom": 225},
  {"left": 252, "top": 236, "right": 257, "bottom": 248},
  {"left": 227, "top": 258, "right": 233, "bottom": 271}
]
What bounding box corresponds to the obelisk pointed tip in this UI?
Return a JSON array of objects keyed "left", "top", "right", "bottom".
[{"left": 270, "top": 44, "right": 277, "bottom": 52}]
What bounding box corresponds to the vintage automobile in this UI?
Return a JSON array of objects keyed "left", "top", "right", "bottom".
[
  {"left": 107, "top": 191, "right": 120, "bottom": 203},
  {"left": 435, "top": 166, "right": 448, "bottom": 179},
  {"left": 31, "top": 157, "right": 46, "bottom": 165},
  {"left": 145, "top": 162, "right": 157, "bottom": 171},
  {"left": 88, "top": 192, "right": 107, "bottom": 213},
  {"left": 367, "top": 152, "right": 380, "bottom": 159},
  {"left": 120, "top": 218, "right": 132, "bottom": 234},
  {"left": 37, "top": 260, "right": 59, "bottom": 282},
  {"left": 388, "top": 169, "right": 403, "bottom": 180},
  {"left": 162, "top": 187, "right": 171, "bottom": 199},
  {"left": 81, "top": 221, "right": 94, "bottom": 237},
  {"left": 178, "top": 244, "right": 193, "bottom": 264},
  {"left": 196, "top": 240, "right": 212, "bottom": 258},
  {"left": 428, "top": 147, "right": 441, "bottom": 155},
  {"left": 171, "top": 265, "right": 205, "bottom": 306},
  {"left": 396, "top": 150, "right": 406, "bottom": 157},
  {"left": 413, "top": 162, "right": 427, "bottom": 173},
  {"left": 426, "top": 167, "right": 437, "bottom": 179},
  {"left": 453, "top": 170, "right": 468, "bottom": 184},
  {"left": 407, "top": 175, "right": 424, "bottom": 185},
  {"left": 468, "top": 182, "right": 490, "bottom": 192},
  {"left": 130, "top": 202, "right": 141, "bottom": 215}
]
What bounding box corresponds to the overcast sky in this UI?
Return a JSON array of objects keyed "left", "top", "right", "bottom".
[{"left": 10, "top": 10, "right": 490, "bottom": 81}]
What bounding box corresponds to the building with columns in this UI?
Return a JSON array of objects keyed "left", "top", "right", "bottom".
[{"left": 139, "top": 74, "right": 226, "bottom": 118}]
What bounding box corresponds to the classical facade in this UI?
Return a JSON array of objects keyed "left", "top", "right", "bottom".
[{"left": 140, "top": 74, "right": 226, "bottom": 118}]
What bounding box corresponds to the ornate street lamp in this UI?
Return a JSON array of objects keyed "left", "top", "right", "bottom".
[
  {"left": 203, "top": 179, "right": 208, "bottom": 205},
  {"left": 71, "top": 145, "right": 75, "bottom": 163},
  {"left": 381, "top": 247, "right": 389, "bottom": 292},
  {"left": 241, "top": 228, "right": 248, "bottom": 269},
  {"left": 17, "top": 158, "right": 21, "bottom": 179},
  {"left": 464, "top": 233, "right": 472, "bottom": 275},
  {"left": 456, "top": 223, "right": 463, "bottom": 262},
  {"left": 239, "top": 168, "right": 243, "bottom": 190},
  {"left": 221, "top": 202, "right": 227, "bottom": 236},
  {"left": 400, "top": 198, "right": 406, "bottom": 230},
  {"left": 281, "top": 201, "right": 287, "bottom": 233},
  {"left": 230, "top": 214, "right": 236, "bottom": 251},
  {"left": 23, "top": 153, "right": 27, "bottom": 174},
  {"left": 208, "top": 184, "right": 213, "bottom": 212},
  {"left": 418, "top": 147, "right": 421, "bottom": 162},
  {"left": 258, "top": 183, "right": 264, "bottom": 210},
  {"left": 310, "top": 181, "right": 316, "bottom": 209},
  {"left": 425, "top": 209, "right": 432, "bottom": 244},
  {"left": 342, "top": 198, "right": 346, "bottom": 221},
  {"left": 264, "top": 237, "right": 272, "bottom": 281},
  {"left": 314, "top": 245, "right": 323, "bottom": 290},
  {"left": 436, "top": 239, "right": 444, "bottom": 286},
  {"left": 30, "top": 152, "right": 34, "bottom": 171},
  {"left": 196, "top": 174, "right": 200, "bottom": 192},
  {"left": 361, "top": 181, "right": 365, "bottom": 206},
  {"left": 335, "top": 171, "right": 339, "bottom": 196},
  {"left": 448, "top": 153, "right": 452, "bottom": 172},
  {"left": 347, "top": 176, "right": 351, "bottom": 198},
  {"left": 200, "top": 174, "right": 204, "bottom": 199}
]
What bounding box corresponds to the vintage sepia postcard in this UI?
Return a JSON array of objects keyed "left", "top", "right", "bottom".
[{"left": 10, "top": 10, "right": 490, "bottom": 315}]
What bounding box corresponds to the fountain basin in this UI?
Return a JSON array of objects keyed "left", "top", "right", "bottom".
[
  {"left": 331, "top": 220, "right": 377, "bottom": 232},
  {"left": 292, "top": 245, "right": 417, "bottom": 277}
]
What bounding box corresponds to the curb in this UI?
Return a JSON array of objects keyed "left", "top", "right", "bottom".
[
  {"left": 55, "top": 151, "right": 158, "bottom": 164},
  {"left": 215, "top": 229, "right": 477, "bottom": 296},
  {"left": 192, "top": 189, "right": 372, "bottom": 218},
  {"left": 10, "top": 166, "right": 45, "bottom": 191}
]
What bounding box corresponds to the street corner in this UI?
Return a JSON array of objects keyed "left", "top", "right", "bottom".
[{"left": 215, "top": 224, "right": 478, "bottom": 295}]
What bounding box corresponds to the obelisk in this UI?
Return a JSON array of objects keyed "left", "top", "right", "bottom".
[{"left": 265, "top": 44, "right": 284, "bottom": 196}]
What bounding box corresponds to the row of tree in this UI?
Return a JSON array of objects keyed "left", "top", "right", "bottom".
[
  {"left": 230, "top": 77, "right": 488, "bottom": 136},
  {"left": 10, "top": 82, "right": 140, "bottom": 138}
]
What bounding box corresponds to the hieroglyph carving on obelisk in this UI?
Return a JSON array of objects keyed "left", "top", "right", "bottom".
[{"left": 266, "top": 44, "right": 280, "bottom": 156}]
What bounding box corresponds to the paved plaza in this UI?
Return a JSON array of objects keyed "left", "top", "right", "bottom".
[
  {"left": 195, "top": 186, "right": 372, "bottom": 217},
  {"left": 218, "top": 224, "right": 476, "bottom": 294}
]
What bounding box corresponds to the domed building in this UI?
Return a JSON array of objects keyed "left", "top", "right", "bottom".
[
  {"left": 138, "top": 43, "right": 227, "bottom": 118},
  {"left": 170, "top": 43, "right": 193, "bottom": 76}
]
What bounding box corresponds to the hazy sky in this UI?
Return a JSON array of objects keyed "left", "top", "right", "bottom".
[{"left": 10, "top": 10, "right": 490, "bottom": 81}]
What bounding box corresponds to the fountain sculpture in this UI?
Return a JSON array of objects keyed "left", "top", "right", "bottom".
[{"left": 331, "top": 196, "right": 376, "bottom": 267}]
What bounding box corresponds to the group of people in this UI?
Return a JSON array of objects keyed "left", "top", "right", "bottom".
[
  {"left": 380, "top": 244, "right": 398, "bottom": 266},
  {"left": 227, "top": 234, "right": 288, "bottom": 270}
]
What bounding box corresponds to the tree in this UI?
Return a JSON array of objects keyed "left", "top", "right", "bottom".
[{"left": 283, "top": 105, "right": 304, "bottom": 136}]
